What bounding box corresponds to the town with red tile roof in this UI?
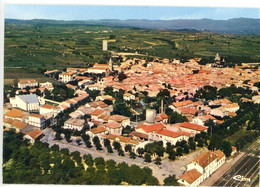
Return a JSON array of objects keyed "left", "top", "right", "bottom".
[{"left": 3, "top": 53, "right": 259, "bottom": 185}]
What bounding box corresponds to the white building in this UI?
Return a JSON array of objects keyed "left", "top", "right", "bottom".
[
  {"left": 18, "top": 79, "right": 38, "bottom": 89},
  {"left": 123, "top": 93, "right": 135, "bottom": 101},
  {"left": 39, "top": 82, "right": 53, "bottom": 87},
  {"left": 178, "top": 150, "right": 225, "bottom": 186},
  {"left": 192, "top": 115, "right": 216, "bottom": 126},
  {"left": 27, "top": 113, "right": 46, "bottom": 129},
  {"left": 151, "top": 129, "right": 190, "bottom": 146},
  {"left": 86, "top": 126, "right": 108, "bottom": 138},
  {"left": 64, "top": 118, "right": 85, "bottom": 131},
  {"left": 59, "top": 71, "right": 76, "bottom": 83},
  {"left": 103, "top": 121, "right": 122, "bottom": 135},
  {"left": 39, "top": 104, "right": 61, "bottom": 116},
  {"left": 4, "top": 108, "right": 28, "bottom": 122},
  {"left": 10, "top": 94, "right": 40, "bottom": 111},
  {"left": 108, "top": 115, "right": 130, "bottom": 127},
  {"left": 178, "top": 169, "right": 203, "bottom": 186},
  {"left": 24, "top": 129, "right": 43, "bottom": 144},
  {"left": 179, "top": 122, "right": 208, "bottom": 136},
  {"left": 87, "top": 64, "right": 110, "bottom": 75}
]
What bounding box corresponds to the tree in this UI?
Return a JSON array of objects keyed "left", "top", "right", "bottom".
[
  {"left": 129, "top": 151, "right": 136, "bottom": 159},
  {"left": 220, "top": 140, "right": 232, "bottom": 157},
  {"left": 104, "top": 86, "right": 114, "bottom": 96},
  {"left": 167, "top": 111, "right": 188, "bottom": 124},
  {"left": 44, "top": 88, "right": 52, "bottom": 99},
  {"left": 137, "top": 147, "right": 145, "bottom": 157},
  {"left": 76, "top": 139, "right": 81, "bottom": 146},
  {"left": 51, "top": 144, "right": 60, "bottom": 152},
  {"left": 106, "top": 159, "right": 116, "bottom": 169},
  {"left": 197, "top": 138, "right": 204, "bottom": 147},
  {"left": 109, "top": 34, "right": 116, "bottom": 39},
  {"left": 107, "top": 145, "right": 113, "bottom": 153},
  {"left": 146, "top": 176, "right": 159, "bottom": 186},
  {"left": 176, "top": 147, "right": 183, "bottom": 156},
  {"left": 84, "top": 154, "right": 93, "bottom": 167},
  {"left": 36, "top": 89, "right": 42, "bottom": 96},
  {"left": 94, "top": 157, "right": 105, "bottom": 166},
  {"left": 81, "top": 134, "right": 90, "bottom": 141},
  {"left": 154, "top": 157, "right": 161, "bottom": 166},
  {"left": 144, "top": 153, "right": 151, "bottom": 163},
  {"left": 55, "top": 132, "right": 62, "bottom": 140},
  {"left": 113, "top": 141, "right": 121, "bottom": 150},
  {"left": 112, "top": 102, "right": 132, "bottom": 117},
  {"left": 117, "top": 148, "right": 125, "bottom": 156},
  {"left": 92, "top": 136, "right": 100, "bottom": 145},
  {"left": 183, "top": 144, "right": 190, "bottom": 154},
  {"left": 103, "top": 138, "right": 111, "bottom": 147},
  {"left": 125, "top": 144, "right": 132, "bottom": 153},
  {"left": 208, "top": 134, "right": 223, "bottom": 151},
  {"left": 94, "top": 142, "right": 103, "bottom": 150},
  {"left": 63, "top": 129, "right": 72, "bottom": 142},
  {"left": 163, "top": 175, "right": 179, "bottom": 186},
  {"left": 118, "top": 72, "right": 127, "bottom": 82},
  {"left": 166, "top": 142, "right": 173, "bottom": 153},
  {"left": 84, "top": 140, "right": 92, "bottom": 148},
  {"left": 168, "top": 150, "right": 176, "bottom": 160},
  {"left": 60, "top": 148, "right": 69, "bottom": 155},
  {"left": 107, "top": 168, "right": 123, "bottom": 185},
  {"left": 189, "top": 140, "right": 196, "bottom": 150}
]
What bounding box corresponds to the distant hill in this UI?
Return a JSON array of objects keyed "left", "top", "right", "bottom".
[{"left": 5, "top": 18, "right": 260, "bottom": 35}]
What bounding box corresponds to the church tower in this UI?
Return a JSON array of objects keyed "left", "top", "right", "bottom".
[
  {"left": 109, "top": 58, "right": 113, "bottom": 71},
  {"left": 215, "top": 53, "right": 221, "bottom": 62}
]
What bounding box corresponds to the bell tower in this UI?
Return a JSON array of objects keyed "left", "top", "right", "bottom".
[{"left": 109, "top": 58, "right": 113, "bottom": 71}]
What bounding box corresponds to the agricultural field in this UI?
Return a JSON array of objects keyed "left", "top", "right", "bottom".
[{"left": 4, "top": 20, "right": 260, "bottom": 84}]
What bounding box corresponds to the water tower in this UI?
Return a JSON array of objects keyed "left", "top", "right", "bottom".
[{"left": 146, "top": 109, "right": 156, "bottom": 123}]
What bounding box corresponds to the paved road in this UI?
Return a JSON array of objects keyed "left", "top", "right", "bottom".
[{"left": 212, "top": 154, "right": 259, "bottom": 186}]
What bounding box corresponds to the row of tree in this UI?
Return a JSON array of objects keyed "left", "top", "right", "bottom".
[{"left": 3, "top": 130, "right": 179, "bottom": 185}]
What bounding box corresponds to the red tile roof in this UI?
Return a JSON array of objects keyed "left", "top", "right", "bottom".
[
  {"left": 18, "top": 79, "right": 37, "bottom": 84},
  {"left": 29, "top": 113, "right": 44, "bottom": 118},
  {"left": 215, "top": 150, "right": 225, "bottom": 161},
  {"left": 5, "top": 108, "right": 27, "bottom": 119},
  {"left": 90, "top": 109, "right": 105, "bottom": 116},
  {"left": 179, "top": 169, "right": 202, "bottom": 185},
  {"left": 142, "top": 123, "right": 165, "bottom": 133},
  {"left": 172, "top": 100, "right": 193, "bottom": 108},
  {"left": 156, "top": 129, "right": 184, "bottom": 138},
  {"left": 3, "top": 117, "right": 14, "bottom": 124},
  {"left": 90, "top": 126, "right": 106, "bottom": 134},
  {"left": 191, "top": 150, "right": 217, "bottom": 168},
  {"left": 129, "top": 131, "right": 149, "bottom": 139},
  {"left": 41, "top": 104, "right": 59, "bottom": 110},
  {"left": 109, "top": 115, "right": 129, "bottom": 122},
  {"left": 103, "top": 134, "right": 138, "bottom": 144},
  {"left": 180, "top": 122, "right": 207, "bottom": 131},
  {"left": 27, "top": 129, "right": 43, "bottom": 139},
  {"left": 11, "top": 120, "right": 28, "bottom": 129},
  {"left": 179, "top": 107, "right": 199, "bottom": 115},
  {"left": 156, "top": 113, "right": 169, "bottom": 122},
  {"left": 103, "top": 121, "right": 121, "bottom": 129}
]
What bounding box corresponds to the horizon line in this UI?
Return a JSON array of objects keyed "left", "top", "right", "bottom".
[{"left": 5, "top": 17, "right": 260, "bottom": 21}]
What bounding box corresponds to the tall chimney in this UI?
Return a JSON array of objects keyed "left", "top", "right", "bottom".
[{"left": 161, "top": 99, "right": 164, "bottom": 115}]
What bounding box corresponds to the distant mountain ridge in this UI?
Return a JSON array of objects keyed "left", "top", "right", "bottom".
[{"left": 5, "top": 18, "right": 260, "bottom": 35}]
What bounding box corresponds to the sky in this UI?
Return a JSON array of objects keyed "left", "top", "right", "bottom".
[{"left": 4, "top": 4, "right": 260, "bottom": 21}]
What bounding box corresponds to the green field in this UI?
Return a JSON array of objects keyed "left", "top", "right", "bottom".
[
  {"left": 4, "top": 21, "right": 260, "bottom": 84},
  {"left": 225, "top": 129, "right": 255, "bottom": 145}
]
